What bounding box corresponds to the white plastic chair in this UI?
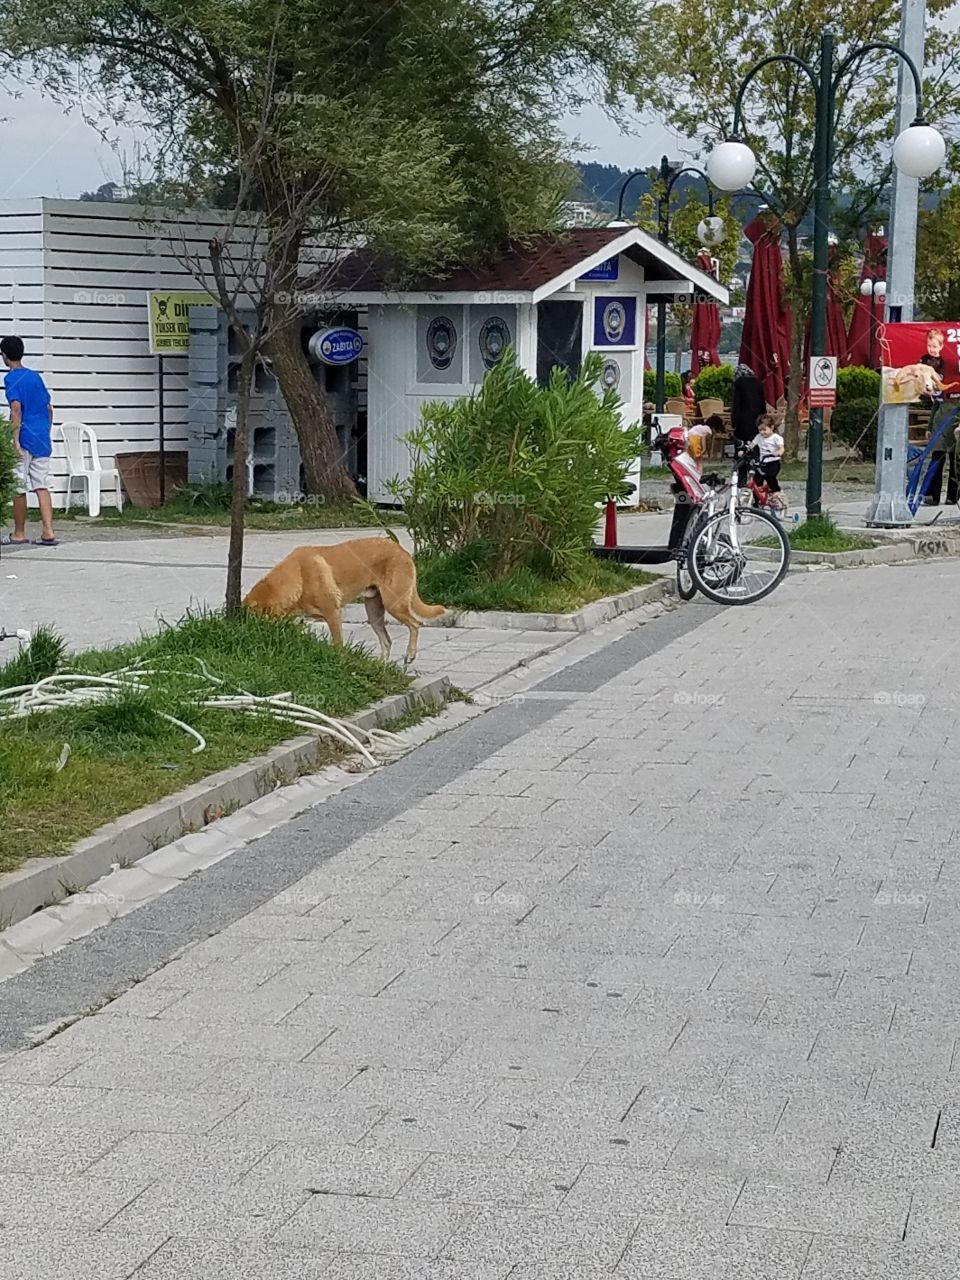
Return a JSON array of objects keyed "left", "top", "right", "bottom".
[{"left": 58, "top": 422, "right": 123, "bottom": 518}]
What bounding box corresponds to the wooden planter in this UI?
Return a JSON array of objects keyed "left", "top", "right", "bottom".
[{"left": 115, "top": 451, "right": 188, "bottom": 509}]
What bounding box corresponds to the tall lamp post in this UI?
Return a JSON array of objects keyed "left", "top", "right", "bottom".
[
  {"left": 861, "top": 276, "right": 887, "bottom": 370},
  {"left": 615, "top": 159, "right": 720, "bottom": 415},
  {"left": 706, "top": 29, "right": 944, "bottom": 517}
]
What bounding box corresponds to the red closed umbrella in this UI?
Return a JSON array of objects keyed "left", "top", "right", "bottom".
[
  {"left": 644, "top": 305, "right": 652, "bottom": 372},
  {"left": 740, "top": 212, "right": 791, "bottom": 407},
  {"left": 844, "top": 230, "right": 887, "bottom": 367},
  {"left": 803, "top": 242, "right": 847, "bottom": 378},
  {"left": 690, "top": 250, "right": 721, "bottom": 375}
]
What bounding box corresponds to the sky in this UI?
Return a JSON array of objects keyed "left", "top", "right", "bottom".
[{"left": 0, "top": 85, "right": 683, "bottom": 200}]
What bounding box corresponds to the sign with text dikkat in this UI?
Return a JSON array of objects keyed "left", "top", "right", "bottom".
[
  {"left": 147, "top": 290, "right": 217, "bottom": 355},
  {"left": 880, "top": 322, "right": 960, "bottom": 404}
]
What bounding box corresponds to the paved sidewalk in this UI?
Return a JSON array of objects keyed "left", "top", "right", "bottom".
[
  {"left": 0, "top": 526, "right": 573, "bottom": 691},
  {"left": 1, "top": 561, "right": 960, "bottom": 1277}
]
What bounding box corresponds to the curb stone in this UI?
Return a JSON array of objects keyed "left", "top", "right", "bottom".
[
  {"left": 0, "top": 675, "right": 450, "bottom": 931},
  {"left": 416, "top": 576, "right": 673, "bottom": 632}
]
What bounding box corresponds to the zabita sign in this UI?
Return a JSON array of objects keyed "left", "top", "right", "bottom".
[{"left": 147, "top": 290, "right": 217, "bottom": 355}]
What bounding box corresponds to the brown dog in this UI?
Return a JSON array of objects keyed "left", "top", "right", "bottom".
[{"left": 243, "top": 537, "right": 444, "bottom": 664}]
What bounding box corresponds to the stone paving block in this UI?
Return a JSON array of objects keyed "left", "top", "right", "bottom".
[
  {"left": 240, "top": 1143, "right": 425, "bottom": 1197},
  {"left": 729, "top": 1176, "right": 910, "bottom": 1241},
  {"left": 216, "top": 1095, "right": 385, "bottom": 1144},
  {"left": 396, "top": 1154, "right": 578, "bottom": 1209},
  {"left": 360, "top": 1106, "right": 524, "bottom": 1157},
  {"left": 0, "top": 1041, "right": 90, "bottom": 1086},
  {"left": 0, "top": 1127, "right": 123, "bottom": 1176},
  {"left": 173, "top": 1020, "right": 336, "bottom": 1062},
  {"left": 104, "top": 1179, "right": 308, "bottom": 1241},
  {"left": 319, "top": 1260, "right": 509, "bottom": 1280},
  {"left": 83, "top": 1085, "right": 243, "bottom": 1136},
  {"left": 616, "top": 1220, "right": 812, "bottom": 1279},
  {"left": 0, "top": 1173, "right": 148, "bottom": 1230},
  {"left": 442, "top": 1205, "right": 637, "bottom": 1268},
  {"left": 562, "top": 1164, "right": 742, "bottom": 1222},
  {"left": 800, "top": 1236, "right": 960, "bottom": 1280},
  {"left": 85, "top": 1132, "right": 272, "bottom": 1184},
  {"left": 0, "top": 1229, "right": 168, "bottom": 1280},
  {"left": 134, "top": 1239, "right": 335, "bottom": 1280},
  {"left": 276, "top": 1194, "right": 470, "bottom": 1257}
]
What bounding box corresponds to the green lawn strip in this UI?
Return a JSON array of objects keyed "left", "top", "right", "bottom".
[
  {"left": 788, "top": 514, "right": 876, "bottom": 553},
  {"left": 0, "top": 612, "right": 409, "bottom": 874},
  {"left": 52, "top": 499, "right": 404, "bottom": 532},
  {"left": 416, "top": 548, "right": 655, "bottom": 614}
]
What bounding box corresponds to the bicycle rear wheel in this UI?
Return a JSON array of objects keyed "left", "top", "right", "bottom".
[{"left": 688, "top": 507, "right": 789, "bottom": 605}]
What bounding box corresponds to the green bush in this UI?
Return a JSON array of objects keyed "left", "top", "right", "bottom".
[
  {"left": 0, "top": 416, "right": 18, "bottom": 527},
  {"left": 390, "top": 350, "right": 643, "bottom": 579},
  {"left": 693, "top": 363, "right": 734, "bottom": 406},
  {"left": 831, "top": 398, "right": 880, "bottom": 460},
  {"left": 664, "top": 371, "right": 683, "bottom": 399},
  {"left": 837, "top": 366, "right": 881, "bottom": 404}
]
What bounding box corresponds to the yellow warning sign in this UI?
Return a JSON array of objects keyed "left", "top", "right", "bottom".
[{"left": 147, "top": 290, "right": 217, "bottom": 355}]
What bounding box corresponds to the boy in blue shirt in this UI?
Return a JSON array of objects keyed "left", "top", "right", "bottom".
[{"left": 2, "top": 336, "right": 56, "bottom": 545}]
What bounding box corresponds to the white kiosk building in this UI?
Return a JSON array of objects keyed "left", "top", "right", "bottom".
[{"left": 331, "top": 226, "right": 728, "bottom": 503}]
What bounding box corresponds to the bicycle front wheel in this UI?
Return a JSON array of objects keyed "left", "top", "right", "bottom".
[
  {"left": 688, "top": 507, "right": 790, "bottom": 605},
  {"left": 676, "top": 556, "right": 697, "bottom": 600}
]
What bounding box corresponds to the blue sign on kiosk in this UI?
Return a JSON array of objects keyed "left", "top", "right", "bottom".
[
  {"left": 579, "top": 257, "right": 619, "bottom": 283},
  {"left": 310, "top": 327, "right": 364, "bottom": 365}
]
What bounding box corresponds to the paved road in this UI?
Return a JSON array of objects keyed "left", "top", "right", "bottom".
[{"left": 1, "top": 560, "right": 960, "bottom": 1277}]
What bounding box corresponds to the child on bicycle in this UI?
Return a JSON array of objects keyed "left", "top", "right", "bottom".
[{"left": 750, "top": 413, "right": 785, "bottom": 494}]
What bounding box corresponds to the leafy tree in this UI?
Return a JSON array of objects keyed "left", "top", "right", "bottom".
[
  {"left": 637, "top": 0, "right": 960, "bottom": 448},
  {"left": 916, "top": 186, "right": 960, "bottom": 319},
  {"left": 635, "top": 187, "right": 741, "bottom": 369},
  {"left": 3, "top": 0, "right": 650, "bottom": 498}
]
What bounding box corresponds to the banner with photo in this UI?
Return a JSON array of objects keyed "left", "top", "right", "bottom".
[{"left": 880, "top": 322, "right": 960, "bottom": 404}]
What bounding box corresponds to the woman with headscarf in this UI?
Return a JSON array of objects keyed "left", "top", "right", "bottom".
[
  {"left": 731, "top": 363, "right": 767, "bottom": 486},
  {"left": 731, "top": 364, "right": 767, "bottom": 448}
]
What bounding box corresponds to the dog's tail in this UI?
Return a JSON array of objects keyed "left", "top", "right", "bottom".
[{"left": 412, "top": 592, "right": 445, "bottom": 620}]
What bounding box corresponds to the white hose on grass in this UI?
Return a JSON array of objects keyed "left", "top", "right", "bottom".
[{"left": 0, "top": 659, "right": 409, "bottom": 767}]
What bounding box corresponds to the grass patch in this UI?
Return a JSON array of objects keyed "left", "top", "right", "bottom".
[
  {"left": 416, "top": 545, "right": 654, "bottom": 614},
  {"left": 788, "top": 514, "right": 876, "bottom": 552},
  {"left": 0, "top": 611, "right": 409, "bottom": 874},
  {"left": 51, "top": 485, "right": 404, "bottom": 532}
]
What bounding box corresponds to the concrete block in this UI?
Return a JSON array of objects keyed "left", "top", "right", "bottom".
[
  {"left": 617, "top": 1221, "right": 811, "bottom": 1279},
  {"left": 276, "top": 1195, "right": 472, "bottom": 1258},
  {"left": 443, "top": 1205, "right": 636, "bottom": 1268}
]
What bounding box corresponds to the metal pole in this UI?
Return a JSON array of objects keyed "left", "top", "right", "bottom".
[
  {"left": 806, "top": 29, "right": 833, "bottom": 518},
  {"left": 866, "top": 0, "right": 926, "bottom": 526},
  {"left": 158, "top": 356, "right": 166, "bottom": 506},
  {"left": 655, "top": 155, "right": 669, "bottom": 414}
]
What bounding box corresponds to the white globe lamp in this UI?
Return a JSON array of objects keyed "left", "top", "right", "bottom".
[
  {"left": 892, "top": 123, "right": 946, "bottom": 179},
  {"left": 697, "top": 215, "right": 726, "bottom": 246},
  {"left": 875, "top": 280, "right": 887, "bottom": 297},
  {"left": 860, "top": 279, "right": 874, "bottom": 297},
  {"left": 706, "top": 140, "right": 757, "bottom": 192}
]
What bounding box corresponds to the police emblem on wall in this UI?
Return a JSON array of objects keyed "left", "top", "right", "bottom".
[
  {"left": 600, "top": 358, "right": 621, "bottom": 391},
  {"left": 426, "top": 315, "right": 458, "bottom": 370},
  {"left": 478, "top": 316, "right": 511, "bottom": 370},
  {"left": 592, "top": 295, "right": 637, "bottom": 348},
  {"left": 602, "top": 301, "right": 626, "bottom": 343}
]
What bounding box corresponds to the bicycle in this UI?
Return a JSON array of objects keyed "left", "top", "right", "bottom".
[
  {"left": 594, "top": 427, "right": 790, "bottom": 606},
  {"left": 738, "top": 447, "right": 787, "bottom": 518}
]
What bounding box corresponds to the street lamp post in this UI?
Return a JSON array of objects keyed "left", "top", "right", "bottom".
[
  {"left": 861, "top": 276, "right": 888, "bottom": 369},
  {"left": 615, "top": 159, "right": 718, "bottom": 414},
  {"left": 706, "top": 29, "right": 944, "bottom": 517}
]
